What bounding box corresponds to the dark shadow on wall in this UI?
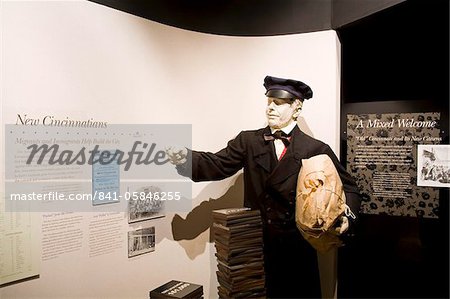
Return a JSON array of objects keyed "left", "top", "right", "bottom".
[{"left": 171, "top": 173, "right": 244, "bottom": 242}]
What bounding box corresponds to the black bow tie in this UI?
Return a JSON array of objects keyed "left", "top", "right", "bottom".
[{"left": 264, "top": 130, "right": 291, "bottom": 147}]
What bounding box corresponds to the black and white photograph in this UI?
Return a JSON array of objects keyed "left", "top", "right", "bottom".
[
  {"left": 417, "top": 144, "right": 450, "bottom": 187},
  {"left": 127, "top": 227, "right": 155, "bottom": 258},
  {"left": 127, "top": 186, "right": 165, "bottom": 223}
]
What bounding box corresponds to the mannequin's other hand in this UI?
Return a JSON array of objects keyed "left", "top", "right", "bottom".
[{"left": 332, "top": 216, "right": 349, "bottom": 235}]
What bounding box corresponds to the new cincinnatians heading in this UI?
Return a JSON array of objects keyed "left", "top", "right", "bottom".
[
  {"left": 16, "top": 114, "right": 107, "bottom": 128},
  {"left": 356, "top": 118, "right": 438, "bottom": 129},
  {"left": 26, "top": 141, "right": 169, "bottom": 171}
]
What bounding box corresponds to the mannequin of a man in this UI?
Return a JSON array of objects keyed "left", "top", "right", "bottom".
[{"left": 166, "top": 75, "right": 361, "bottom": 298}]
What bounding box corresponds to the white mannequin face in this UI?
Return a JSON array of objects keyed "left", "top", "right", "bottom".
[{"left": 266, "top": 97, "right": 301, "bottom": 129}]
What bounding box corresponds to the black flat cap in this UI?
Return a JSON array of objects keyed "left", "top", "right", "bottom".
[{"left": 264, "top": 75, "right": 313, "bottom": 100}]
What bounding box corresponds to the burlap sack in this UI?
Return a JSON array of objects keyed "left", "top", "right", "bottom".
[{"left": 295, "top": 154, "right": 346, "bottom": 253}]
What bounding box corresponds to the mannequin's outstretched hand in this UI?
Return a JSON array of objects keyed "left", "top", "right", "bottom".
[{"left": 165, "top": 146, "right": 188, "bottom": 165}]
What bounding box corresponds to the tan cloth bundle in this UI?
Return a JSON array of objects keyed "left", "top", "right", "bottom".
[{"left": 295, "top": 154, "right": 347, "bottom": 253}]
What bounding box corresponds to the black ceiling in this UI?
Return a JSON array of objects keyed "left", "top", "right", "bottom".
[
  {"left": 85, "top": 0, "right": 448, "bottom": 105},
  {"left": 88, "top": 0, "right": 405, "bottom": 36},
  {"left": 338, "top": 0, "right": 449, "bottom": 103}
]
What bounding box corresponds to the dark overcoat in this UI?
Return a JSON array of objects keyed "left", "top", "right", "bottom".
[{"left": 178, "top": 125, "right": 361, "bottom": 298}]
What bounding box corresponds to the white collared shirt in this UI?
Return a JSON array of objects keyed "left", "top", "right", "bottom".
[{"left": 270, "top": 122, "right": 297, "bottom": 160}]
